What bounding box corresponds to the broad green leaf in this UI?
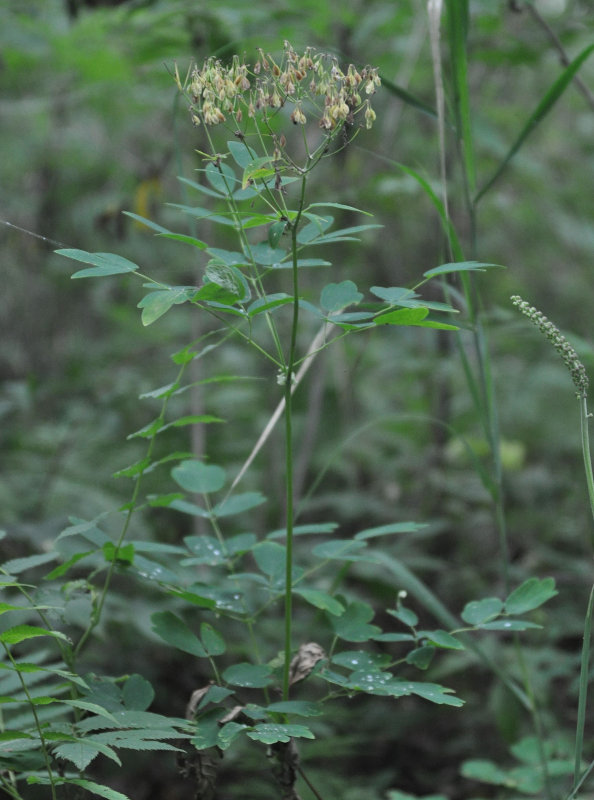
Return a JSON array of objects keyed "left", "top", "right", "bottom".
[
  {"left": 387, "top": 606, "right": 418, "bottom": 627},
  {"left": 167, "top": 203, "right": 234, "bottom": 226},
  {"left": 113, "top": 457, "right": 151, "bottom": 478},
  {"left": 423, "top": 261, "right": 502, "bottom": 279},
  {"left": 406, "top": 681, "right": 464, "bottom": 707},
  {"left": 328, "top": 311, "right": 375, "bottom": 325},
  {"left": 200, "top": 623, "right": 226, "bottom": 656},
  {"left": 370, "top": 286, "right": 418, "bottom": 305},
  {"left": 191, "top": 708, "right": 226, "bottom": 749},
  {"left": 52, "top": 778, "right": 132, "bottom": 800},
  {"left": 312, "top": 539, "right": 368, "bottom": 561},
  {"left": 0, "top": 602, "right": 27, "bottom": 613},
  {"left": 205, "top": 161, "right": 237, "bottom": 195},
  {"left": 205, "top": 247, "right": 246, "bottom": 266},
  {"left": 151, "top": 612, "right": 206, "bottom": 657},
  {"left": 461, "top": 597, "right": 503, "bottom": 625},
  {"left": 241, "top": 156, "right": 275, "bottom": 189},
  {"left": 157, "top": 233, "right": 208, "bottom": 249},
  {"left": 306, "top": 202, "right": 372, "bottom": 216},
  {"left": 460, "top": 758, "right": 510, "bottom": 786},
  {"left": 247, "top": 293, "right": 292, "bottom": 317},
  {"left": 53, "top": 737, "right": 119, "bottom": 769},
  {"left": 121, "top": 211, "right": 171, "bottom": 233},
  {"left": 126, "top": 418, "right": 161, "bottom": 439},
  {"left": 182, "top": 536, "right": 227, "bottom": 566},
  {"left": 243, "top": 167, "right": 275, "bottom": 188},
  {"left": 222, "top": 663, "right": 273, "bottom": 688},
  {"left": 267, "top": 522, "right": 339, "bottom": 539},
  {"left": 332, "top": 601, "right": 381, "bottom": 642},
  {"left": 355, "top": 522, "right": 427, "bottom": 540},
  {"left": 177, "top": 176, "right": 231, "bottom": 198},
  {"left": 313, "top": 223, "right": 382, "bottom": 243},
  {"left": 211, "top": 492, "right": 266, "bottom": 518},
  {"left": 226, "top": 533, "right": 258, "bottom": 555},
  {"left": 266, "top": 701, "right": 323, "bottom": 717},
  {"left": 297, "top": 215, "right": 333, "bottom": 244},
  {"left": 292, "top": 258, "right": 332, "bottom": 268},
  {"left": 1, "top": 552, "right": 58, "bottom": 574},
  {"left": 320, "top": 280, "right": 363, "bottom": 313},
  {"left": 102, "top": 542, "right": 134, "bottom": 564},
  {"left": 57, "top": 249, "right": 139, "bottom": 279},
  {"left": 122, "top": 675, "right": 155, "bottom": 711},
  {"left": 147, "top": 493, "right": 185, "bottom": 508},
  {"left": 169, "top": 499, "right": 210, "bottom": 518},
  {"left": 505, "top": 578, "right": 558, "bottom": 615},
  {"left": 217, "top": 721, "right": 247, "bottom": 749},
  {"left": 406, "top": 646, "right": 435, "bottom": 670},
  {"left": 480, "top": 620, "right": 542, "bottom": 632},
  {"left": 138, "top": 288, "right": 193, "bottom": 326},
  {"left": 172, "top": 460, "right": 226, "bottom": 493},
  {"left": 2, "top": 662, "right": 87, "bottom": 688},
  {"left": 475, "top": 43, "right": 594, "bottom": 203},
  {"left": 250, "top": 243, "right": 287, "bottom": 266},
  {"left": 372, "top": 633, "right": 416, "bottom": 643},
  {"left": 246, "top": 723, "right": 314, "bottom": 744},
  {"left": 200, "top": 686, "right": 235, "bottom": 708},
  {"left": 108, "top": 709, "right": 192, "bottom": 729},
  {"left": 158, "top": 415, "right": 224, "bottom": 432},
  {"left": 374, "top": 307, "right": 428, "bottom": 326},
  {"left": 204, "top": 264, "right": 250, "bottom": 302},
  {"left": 132, "top": 555, "right": 178, "bottom": 584},
  {"left": 268, "top": 220, "right": 288, "bottom": 248},
  {"left": 240, "top": 214, "right": 276, "bottom": 230},
  {"left": 294, "top": 589, "right": 344, "bottom": 616},
  {"left": 0, "top": 625, "right": 69, "bottom": 645},
  {"left": 420, "top": 630, "right": 465, "bottom": 650},
  {"left": 253, "top": 542, "right": 286, "bottom": 580},
  {"left": 346, "top": 670, "right": 409, "bottom": 697},
  {"left": 164, "top": 588, "right": 215, "bottom": 609},
  {"left": 226, "top": 139, "right": 258, "bottom": 168},
  {"left": 31, "top": 695, "right": 60, "bottom": 705},
  {"left": 193, "top": 282, "right": 244, "bottom": 307},
  {"left": 62, "top": 700, "right": 118, "bottom": 722},
  {"left": 332, "top": 651, "right": 390, "bottom": 671}
]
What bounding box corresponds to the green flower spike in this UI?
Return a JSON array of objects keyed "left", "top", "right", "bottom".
[{"left": 511, "top": 295, "right": 589, "bottom": 398}]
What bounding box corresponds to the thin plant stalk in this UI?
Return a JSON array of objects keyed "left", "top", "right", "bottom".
[
  {"left": 439, "top": 6, "right": 553, "bottom": 791},
  {"left": 2, "top": 644, "right": 58, "bottom": 800},
  {"left": 573, "top": 394, "right": 594, "bottom": 789},
  {"left": 282, "top": 175, "right": 307, "bottom": 701},
  {"left": 512, "top": 296, "right": 593, "bottom": 796}
]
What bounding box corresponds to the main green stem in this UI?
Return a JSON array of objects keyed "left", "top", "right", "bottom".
[
  {"left": 282, "top": 176, "right": 307, "bottom": 701},
  {"left": 573, "top": 394, "right": 594, "bottom": 788}
]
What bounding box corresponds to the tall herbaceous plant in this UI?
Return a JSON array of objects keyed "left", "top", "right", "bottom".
[{"left": 0, "top": 42, "right": 554, "bottom": 800}]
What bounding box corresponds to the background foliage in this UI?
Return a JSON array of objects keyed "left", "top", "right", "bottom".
[{"left": 1, "top": 0, "right": 594, "bottom": 798}]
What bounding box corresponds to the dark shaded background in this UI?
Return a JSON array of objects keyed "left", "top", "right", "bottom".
[{"left": 1, "top": 1, "right": 594, "bottom": 797}]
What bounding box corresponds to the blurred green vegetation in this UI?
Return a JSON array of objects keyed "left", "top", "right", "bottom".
[{"left": 1, "top": 0, "right": 594, "bottom": 798}]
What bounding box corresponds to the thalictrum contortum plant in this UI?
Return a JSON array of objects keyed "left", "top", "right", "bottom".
[
  {"left": 174, "top": 42, "right": 381, "bottom": 706},
  {"left": 175, "top": 39, "right": 380, "bottom": 176}
]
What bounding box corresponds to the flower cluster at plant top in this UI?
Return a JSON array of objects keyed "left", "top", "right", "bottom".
[
  {"left": 182, "top": 40, "right": 380, "bottom": 139},
  {"left": 511, "top": 295, "right": 589, "bottom": 398}
]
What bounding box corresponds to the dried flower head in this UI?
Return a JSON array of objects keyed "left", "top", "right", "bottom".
[
  {"left": 511, "top": 295, "right": 589, "bottom": 397},
  {"left": 183, "top": 41, "right": 380, "bottom": 160}
]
